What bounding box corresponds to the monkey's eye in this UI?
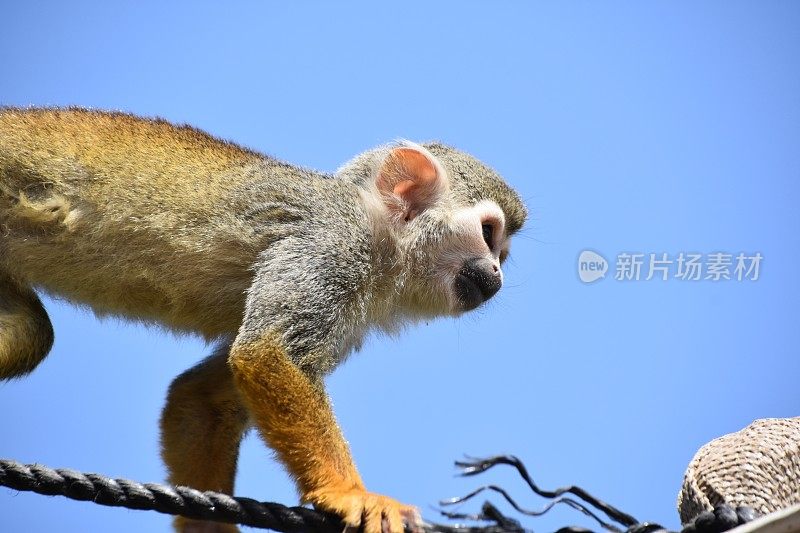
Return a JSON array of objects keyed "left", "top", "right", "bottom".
[{"left": 482, "top": 223, "right": 494, "bottom": 250}]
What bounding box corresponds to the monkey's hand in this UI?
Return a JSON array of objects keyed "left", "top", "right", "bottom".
[{"left": 305, "top": 485, "right": 421, "bottom": 533}]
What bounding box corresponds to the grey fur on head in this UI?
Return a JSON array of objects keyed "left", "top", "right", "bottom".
[{"left": 336, "top": 141, "right": 527, "bottom": 236}]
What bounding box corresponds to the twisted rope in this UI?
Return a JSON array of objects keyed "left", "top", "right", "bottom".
[{"left": 0, "top": 458, "right": 343, "bottom": 532}]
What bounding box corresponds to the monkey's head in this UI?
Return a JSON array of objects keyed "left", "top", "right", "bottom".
[{"left": 338, "top": 142, "right": 527, "bottom": 318}]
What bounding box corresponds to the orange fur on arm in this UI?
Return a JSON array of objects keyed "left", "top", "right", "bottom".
[{"left": 228, "top": 335, "right": 365, "bottom": 498}]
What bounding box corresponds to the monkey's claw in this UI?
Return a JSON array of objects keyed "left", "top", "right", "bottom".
[{"left": 305, "top": 487, "right": 421, "bottom": 533}]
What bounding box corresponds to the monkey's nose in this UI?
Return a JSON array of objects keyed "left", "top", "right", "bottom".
[{"left": 456, "top": 257, "right": 502, "bottom": 311}]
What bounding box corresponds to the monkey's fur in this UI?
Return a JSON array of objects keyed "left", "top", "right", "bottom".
[{"left": 0, "top": 107, "right": 526, "bottom": 533}]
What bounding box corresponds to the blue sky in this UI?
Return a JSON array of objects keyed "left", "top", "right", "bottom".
[{"left": 1, "top": 2, "right": 798, "bottom": 532}]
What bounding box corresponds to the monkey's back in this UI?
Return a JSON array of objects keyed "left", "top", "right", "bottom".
[{"left": 0, "top": 108, "right": 301, "bottom": 338}]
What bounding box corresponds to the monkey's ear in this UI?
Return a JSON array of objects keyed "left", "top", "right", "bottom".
[{"left": 375, "top": 146, "right": 447, "bottom": 223}]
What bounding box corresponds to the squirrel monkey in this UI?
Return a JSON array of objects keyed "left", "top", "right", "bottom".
[{"left": 0, "top": 108, "right": 527, "bottom": 533}]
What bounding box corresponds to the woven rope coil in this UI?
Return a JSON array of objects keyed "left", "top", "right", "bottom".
[{"left": 677, "top": 417, "right": 800, "bottom": 525}]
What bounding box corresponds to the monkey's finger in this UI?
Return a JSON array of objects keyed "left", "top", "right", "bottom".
[
  {"left": 382, "top": 505, "right": 404, "bottom": 533},
  {"left": 341, "top": 500, "right": 366, "bottom": 530},
  {"left": 400, "top": 506, "right": 423, "bottom": 533},
  {"left": 362, "top": 499, "right": 384, "bottom": 533}
]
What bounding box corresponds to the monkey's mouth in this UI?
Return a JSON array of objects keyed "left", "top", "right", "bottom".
[
  {"left": 454, "top": 260, "right": 503, "bottom": 312},
  {"left": 454, "top": 274, "right": 488, "bottom": 312}
]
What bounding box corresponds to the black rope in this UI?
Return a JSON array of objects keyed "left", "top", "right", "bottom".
[{"left": 0, "top": 458, "right": 342, "bottom": 532}]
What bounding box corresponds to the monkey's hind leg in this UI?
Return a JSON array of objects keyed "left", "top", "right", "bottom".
[
  {"left": 0, "top": 275, "right": 54, "bottom": 379},
  {"left": 160, "top": 346, "right": 250, "bottom": 533}
]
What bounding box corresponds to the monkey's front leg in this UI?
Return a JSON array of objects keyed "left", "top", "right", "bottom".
[{"left": 228, "top": 334, "right": 420, "bottom": 533}]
